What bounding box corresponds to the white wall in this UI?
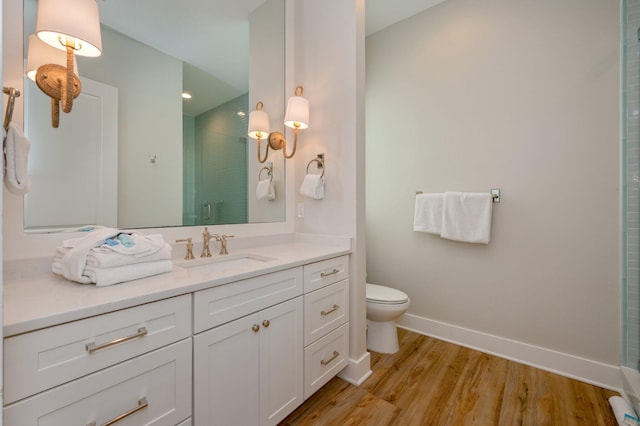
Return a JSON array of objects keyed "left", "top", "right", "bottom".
[
  {"left": 366, "top": 0, "right": 621, "bottom": 387},
  {"left": 294, "top": 0, "right": 369, "bottom": 384}
]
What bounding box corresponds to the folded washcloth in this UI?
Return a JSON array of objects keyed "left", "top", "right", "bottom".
[
  {"left": 440, "top": 192, "right": 493, "bottom": 244},
  {"left": 300, "top": 174, "right": 324, "bottom": 199},
  {"left": 413, "top": 193, "right": 443, "bottom": 234},
  {"left": 4, "top": 122, "right": 31, "bottom": 194},
  {"left": 53, "top": 259, "right": 173, "bottom": 287},
  {"left": 256, "top": 178, "right": 276, "bottom": 200}
]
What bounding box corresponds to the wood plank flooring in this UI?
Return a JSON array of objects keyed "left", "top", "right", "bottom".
[{"left": 281, "top": 329, "right": 618, "bottom": 426}]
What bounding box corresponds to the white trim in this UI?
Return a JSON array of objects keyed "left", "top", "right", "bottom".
[
  {"left": 338, "top": 351, "right": 372, "bottom": 386},
  {"left": 398, "top": 313, "right": 622, "bottom": 391}
]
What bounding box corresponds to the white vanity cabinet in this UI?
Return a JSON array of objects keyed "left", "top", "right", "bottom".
[
  {"left": 302, "top": 255, "right": 350, "bottom": 399},
  {"left": 3, "top": 246, "right": 352, "bottom": 426},
  {"left": 3, "top": 295, "right": 192, "bottom": 425},
  {"left": 193, "top": 267, "right": 304, "bottom": 426}
]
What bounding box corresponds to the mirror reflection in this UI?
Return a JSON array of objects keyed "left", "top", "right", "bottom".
[{"left": 22, "top": 0, "right": 286, "bottom": 232}]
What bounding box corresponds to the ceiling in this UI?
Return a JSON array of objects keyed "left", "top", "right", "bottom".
[
  {"left": 93, "top": 0, "right": 445, "bottom": 116},
  {"left": 365, "top": 0, "right": 446, "bottom": 36}
]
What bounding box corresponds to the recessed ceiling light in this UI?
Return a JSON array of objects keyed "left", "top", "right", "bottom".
[
  {"left": 182, "top": 92, "right": 192, "bottom": 99},
  {"left": 237, "top": 111, "right": 246, "bottom": 117}
]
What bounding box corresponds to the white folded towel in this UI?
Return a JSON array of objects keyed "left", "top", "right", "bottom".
[
  {"left": 85, "top": 260, "right": 173, "bottom": 287},
  {"left": 300, "top": 174, "right": 324, "bottom": 199},
  {"left": 256, "top": 178, "right": 275, "bottom": 200},
  {"left": 4, "top": 122, "right": 31, "bottom": 194},
  {"left": 56, "top": 241, "right": 172, "bottom": 269},
  {"left": 413, "top": 193, "right": 443, "bottom": 234},
  {"left": 53, "top": 259, "right": 173, "bottom": 287},
  {"left": 60, "top": 228, "right": 120, "bottom": 283},
  {"left": 440, "top": 192, "right": 493, "bottom": 244},
  {"left": 56, "top": 228, "right": 168, "bottom": 284}
]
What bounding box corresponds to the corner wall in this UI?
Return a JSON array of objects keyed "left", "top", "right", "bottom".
[
  {"left": 366, "top": 0, "right": 621, "bottom": 387},
  {"left": 294, "top": 0, "right": 369, "bottom": 384}
]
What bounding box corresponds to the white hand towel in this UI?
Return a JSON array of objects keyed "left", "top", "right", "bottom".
[
  {"left": 300, "top": 174, "right": 324, "bottom": 199},
  {"left": 256, "top": 178, "right": 276, "bottom": 200},
  {"left": 440, "top": 192, "right": 493, "bottom": 244},
  {"left": 84, "top": 260, "right": 173, "bottom": 287},
  {"left": 4, "top": 122, "right": 31, "bottom": 194},
  {"left": 413, "top": 193, "right": 443, "bottom": 234},
  {"left": 53, "top": 259, "right": 173, "bottom": 286}
]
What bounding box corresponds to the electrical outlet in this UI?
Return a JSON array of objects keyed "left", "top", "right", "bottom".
[{"left": 297, "top": 203, "right": 305, "bottom": 218}]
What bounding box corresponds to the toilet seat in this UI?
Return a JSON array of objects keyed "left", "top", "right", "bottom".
[{"left": 366, "top": 283, "right": 409, "bottom": 304}]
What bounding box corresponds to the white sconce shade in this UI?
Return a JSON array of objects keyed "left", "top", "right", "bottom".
[
  {"left": 35, "top": 0, "right": 102, "bottom": 57},
  {"left": 26, "top": 34, "right": 78, "bottom": 81},
  {"left": 248, "top": 102, "right": 270, "bottom": 140},
  {"left": 284, "top": 86, "right": 309, "bottom": 129}
]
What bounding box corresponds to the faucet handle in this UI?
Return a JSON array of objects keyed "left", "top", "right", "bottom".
[
  {"left": 175, "top": 238, "right": 195, "bottom": 260},
  {"left": 221, "top": 234, "right": 235, "bottom": 241}
]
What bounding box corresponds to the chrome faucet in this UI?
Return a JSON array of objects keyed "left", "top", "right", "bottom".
[
  {"left": 201, "top": 227, "right": 212, "bottom": 258},
  {"left": 214, "top": 234, "right": 234, "bottom": 255},
  {"left": 175, "top": 238, "right": 195, "bottom": 260}
]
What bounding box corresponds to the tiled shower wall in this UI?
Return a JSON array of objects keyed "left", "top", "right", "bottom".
[{"left": 625, "top": 0, "right": 640, "bottom": 369}]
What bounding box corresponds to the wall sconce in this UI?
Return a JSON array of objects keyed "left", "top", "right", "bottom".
[
  {"left": 34, "top": 0, "right": 102, "bottom": 128},
  {"left": 26, "top": 34, "right": 79, "bottom": 82},
  {"left": 248, "top": 101, "right": 271, "bottom": 163},
  {"left": 248, "top": 86, "right": 309, "bottom": 164}
]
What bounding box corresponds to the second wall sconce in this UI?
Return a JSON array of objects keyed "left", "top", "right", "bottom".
[
  {"left": 33, "top": 0, "right": 102, "bottom": 128},
  {"left": 248, "top": 86, "right": 309, "bottom": 164}
]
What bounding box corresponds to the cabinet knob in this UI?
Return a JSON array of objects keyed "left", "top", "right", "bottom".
[
  {"left": 252, "top": 324, "right": 260, "bottom": 333},
  {"left": 262, "top": 320, "right": 270, "bottom": 328}
]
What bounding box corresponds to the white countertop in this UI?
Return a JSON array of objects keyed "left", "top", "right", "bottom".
[{"left": 4, "top": 235, "right": 351, "bottom": 337}]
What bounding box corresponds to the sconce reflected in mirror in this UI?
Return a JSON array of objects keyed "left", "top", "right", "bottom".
[
  {"left": 248, "top": 101, "right": 271, "bottom": 163},
  {"left": 33, "top": 0, "right": 102, "bottom": 128},
  {"left": 248, "top": 86, "right": 309, "bottom": 164}
]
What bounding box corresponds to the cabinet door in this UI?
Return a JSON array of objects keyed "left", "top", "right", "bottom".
[
  {"left": 193, "top": 313, "right": 261, "bottom": 426},
  {"left": 260, "top": 297, "right": 303, "bottom": 426}
]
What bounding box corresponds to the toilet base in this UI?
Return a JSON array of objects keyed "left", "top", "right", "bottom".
[{"left": 366, "top": 319, "right": 400, "bottom": 354}]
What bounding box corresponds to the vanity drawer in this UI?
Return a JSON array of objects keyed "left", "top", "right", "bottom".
[
  {"left": 303, "top": 255, "right": 349, "bottom": 293},
  {"left": 4, "top": 339, "right": 191, "bottom": 426},
  {"left": 194, "top": 267, "right": 303, "bottom": 333},
  {"left": 4, "top": 294, "right": 191, "bottom": 404},
  {"left": 303, "top": 323, "right": 349, "bottom": 400},
  {"left": 304, "top": 279, "right": 349, "bottom": 346}
]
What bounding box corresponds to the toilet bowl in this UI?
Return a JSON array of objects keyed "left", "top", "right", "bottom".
[{"left": 366, "top": 283, "right": 410, "bottom": 354}]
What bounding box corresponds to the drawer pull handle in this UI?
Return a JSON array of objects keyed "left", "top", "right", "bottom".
[
  {"left": 87, "top": 397, "right": 148, "bottom": 426},
  {"left": 320, "top": 351, "right": 340, "bottom": 366},
  {"left": 252, "top": 324, "right": 260, "bottom": 332},
  {"left": 320, "top": 269, "right": 340, "bottom": 278},
  {"left": 86, "top": 327, "right": 148, "bottom": 354},
  {"left": 262, "top": 320, "right": 270, "bottom": 328},
  {"left": 321, "top": 304, "right": 340, "bottom": 316}
]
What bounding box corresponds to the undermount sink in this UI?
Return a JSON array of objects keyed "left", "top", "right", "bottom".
[{"left": 175, "top": 253, "right": 275, "bottom": 273}]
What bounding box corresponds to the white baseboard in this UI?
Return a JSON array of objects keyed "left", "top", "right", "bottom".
[
  {"left": 398, "top": 313, "right": 622, "bottom": 391},
  {"left": 338, "top": 351, "right": 372, "bottom": 386}
]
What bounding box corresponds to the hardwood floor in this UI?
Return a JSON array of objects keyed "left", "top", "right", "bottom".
[{"left": 281, "top": 329, "right": 619, "bottom": 426}]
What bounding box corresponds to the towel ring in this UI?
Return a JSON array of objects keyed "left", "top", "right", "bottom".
[
  {"left": 306, "top": 154, "right": 325, "bottom": 178},
  {"left": 259, "top": 166, "right": 273, "bottom": 181}
]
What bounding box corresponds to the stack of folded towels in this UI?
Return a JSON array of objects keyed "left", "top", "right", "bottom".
[{"left": 52, "top": 227, "right": 173, "bottom": 287}]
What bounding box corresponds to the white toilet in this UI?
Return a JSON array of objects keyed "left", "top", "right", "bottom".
[{"left": 366, "top": 283, "right": 410, "bottom": 354}]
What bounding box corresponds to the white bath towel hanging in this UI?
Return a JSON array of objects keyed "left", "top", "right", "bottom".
[
  {"left": 256, "top": 178, "right": 275, "bottom": 200},
  {"left": 4, "top": 122, "right": 31, "bottom": 194},
  {"left": 300, "top": 174, "right": 324, "bottom": 199},
  {"left": 440, "top": 192, "right": 493, "bottom": 244},
  {"left": 413, "top": 193, "right": 443, "bottom": 234}
]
